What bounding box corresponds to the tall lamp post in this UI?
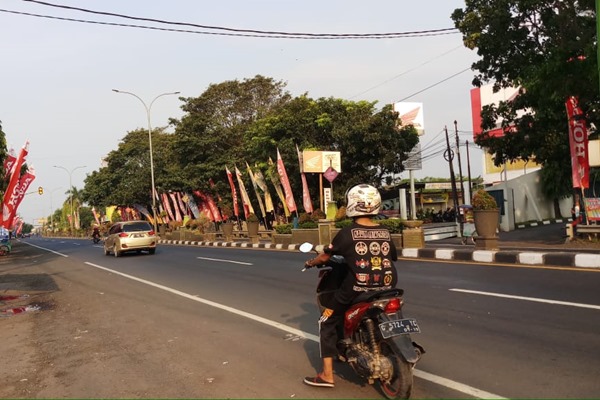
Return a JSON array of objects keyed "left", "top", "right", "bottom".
[
  {"left": 53, "top": 165, "right": 86, "bottom": 232},
  {"left": 112, "top": 89, "right": 180, "bottom": 233}
]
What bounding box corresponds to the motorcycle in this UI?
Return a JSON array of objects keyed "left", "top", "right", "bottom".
[
  {"left": 92, "top": 233, "right": 102, "bottom": 244},
  {"left": 300, "top": 242, "right": 424, "bottom": 399}
]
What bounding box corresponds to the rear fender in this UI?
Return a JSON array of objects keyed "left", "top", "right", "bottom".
[{"left": 379, "top": 312, "right": 421, "bottom": 363}]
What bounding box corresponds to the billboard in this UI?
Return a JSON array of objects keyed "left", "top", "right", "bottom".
[
  {"left": 393, "top": 102, "right": 425, "bottom": 136},
  {"left": 302, "top": 151, "right": 342, "bottom": 173}
]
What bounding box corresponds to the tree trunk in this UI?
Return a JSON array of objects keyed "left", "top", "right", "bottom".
[{"left": 553, "top": 198, "right": 563, "bottom": 219}]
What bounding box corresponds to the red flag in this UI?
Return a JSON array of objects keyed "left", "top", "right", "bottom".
[
  {"left": 161, "top": 193, "right": 175, "bottom": 221},
  {"left": 193, "top": 190, "right": 222, "bottom": 222},
  {"left": 3, "top": 147, "right": 16, "bottom": 181},
  {"left": 1, "top": 142, "right": 30, "bottom": 228},
  {"left": 566, "top": 97, "right": 590, "bottom": 188},
  {"left": 5, "top": 167, "right": 36, "bottom": 226},
  {"left": 276, "top": 148, "right": 297, "bottom": 213},
  {"left": 169, "top": 192, "right": 182, "bottom": 221},
  {"left": 209, "top": 178, "right": 223, "bottom": 202},
  {"left": 225, "top": 167, "right": 240, "bottom": 218},
  {"left": 296, "top": 144, "right": 313, "bottom": 213}
]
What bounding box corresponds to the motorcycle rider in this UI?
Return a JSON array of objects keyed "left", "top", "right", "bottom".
[
  {"left": 303, "top": 184, "right": 399, "bottom": 388},
  {"left": 92, "top": 225, "right": 101, "bottom": 241}
]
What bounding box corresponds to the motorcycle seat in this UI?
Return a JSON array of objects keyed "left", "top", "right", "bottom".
[{"left": 352, "top": 288, "right": 404, "bottom": 304}]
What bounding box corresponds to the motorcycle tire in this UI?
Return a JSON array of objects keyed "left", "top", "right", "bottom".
[
  {"left": 0, "top": 245, "right": 9, "bottom": 256},
  {"left": 378, "top": 341, "right": 413, "bottom": 400}
]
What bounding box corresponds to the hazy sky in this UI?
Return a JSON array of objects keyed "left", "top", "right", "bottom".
[{"left": 1, "top": 0, "right": 482, "bottom": 224}]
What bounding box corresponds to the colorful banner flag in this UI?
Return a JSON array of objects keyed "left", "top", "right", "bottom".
[
  {"left": 253, "top": 167, "right": 275, "bottom": 213},
  {"left": 3, "top": 147, "right": 16, "bottom": 181},
  {"left": 183, "top": 193, "right": 201, "bottom": 219},
  {"left": 246, "top": 162, "right": 266, "bottom": 219},
  {"left": 176, "top": 192, "right": 188, "bottom": 217},
  {"left": 169, "top": 192, "right": 182, "bottom": 221},
  {"left": 91, "top": 207, "right": 101, "bottom": 225},
  {"left": 133, "top": 204, "right": 152, "bottom": 223},
  {"left": 225, "top": 167, "right": 240, "bottom": 218},
  {"left": 268, "top": 157, "right": 290, "bottom": 217},
  {"left": 235, "top": 166, "right": 255, "bottom": 219},
  {"left": 3, "top": 166, "right": 35, "bottom": 229},
  {"left": 1, "top": 142, "right": 30, "bottom": 228},
  {"left": 565, "top": 96, "right": 590, "bottom": 188},
  {"left": 162, "top": 193, "right": 175, "bottom": 221},
  {"left": 296, "top": 144, "right": 313, "bottom": 213},
  {"left": 276, "top": 148, "right": 297, "bottom": 213}
]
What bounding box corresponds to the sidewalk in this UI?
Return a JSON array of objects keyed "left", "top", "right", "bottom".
[{"left": 158, "top": 222, "right": 600, "bottom": 269}]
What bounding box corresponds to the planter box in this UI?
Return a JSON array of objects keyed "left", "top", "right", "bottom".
[
  {"left": 402, "top": 228, "right": 424, "bottom": 248},
  {"left": 291, "top": 229, "right": 320, "bottom": 245},
  {"left": 391, "top": 234, "right": 403, "bottom": 249},
  {"left": 273, "top": 233, "right": 292, "bottom": 246}
]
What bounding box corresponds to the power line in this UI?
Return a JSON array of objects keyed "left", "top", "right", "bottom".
[
  {"left": 16, "top": 0, "right": 459, "bottom": 39},
  {"left": 350, "top": 45, "right": 463, "bottom": 99},
  {"left": 396, "top": 67, "right": 472, "bottom": 102}
]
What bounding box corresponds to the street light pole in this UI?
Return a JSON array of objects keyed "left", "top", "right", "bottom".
[
  {"left": 112, "top": 89, "right": 180, "bottom": 233},
  {"left": 53, "top": 165, "right": 86, "bottom": 232}
]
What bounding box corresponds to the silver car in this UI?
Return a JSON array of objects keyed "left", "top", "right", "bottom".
[{"left": 103, "top": 221, "right": 157, "bottom": 257}]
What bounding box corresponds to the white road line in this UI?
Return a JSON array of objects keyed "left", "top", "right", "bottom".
[
  {"left": 450, "top": 288, "right": 600, "bottom": 310},
  {"left": 197, "top": 257, "right": 253, "bottom": 265},
  {"left": 82, "top": 261, "right": 505, "bottom": 399},
  {"left": 21, "top": 241, "right": 69, "bottom": 257}
]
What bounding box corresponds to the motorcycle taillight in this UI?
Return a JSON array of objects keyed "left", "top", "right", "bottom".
[{"left": 384, "top": 298, "right": 402, "bottom": 313}]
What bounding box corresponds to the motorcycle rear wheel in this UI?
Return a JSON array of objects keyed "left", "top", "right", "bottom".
[{"left": 378, "top": 342, "right": 413, "bottom": 400}]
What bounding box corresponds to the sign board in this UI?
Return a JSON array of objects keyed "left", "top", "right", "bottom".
[
  {"left": 303, "top": 151, "right": 342, "bottom": 173},
  {"left": 323, "top": 187, "right": 333, "bottom": 204},
  {"left": 403, "top": 143, "right": 422, "bottom": 170},
  {"left": 393, "top": 102, "right": 425, "bottom": 136}
]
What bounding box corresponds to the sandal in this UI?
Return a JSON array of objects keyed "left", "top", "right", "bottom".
[{"left": 303, "top": 375, "right": 334, "bottom": 388}]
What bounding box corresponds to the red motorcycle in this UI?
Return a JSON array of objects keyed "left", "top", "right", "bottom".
[{"left": 300, "top": 242, "right": 424, "bottom": 399}]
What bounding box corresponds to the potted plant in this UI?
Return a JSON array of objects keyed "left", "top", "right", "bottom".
[
  {"left": 472, "top": 189, "right": 499, "bottom": 239},
  {"left": 246, "top": 213, "right": 260, "bottom": 238}
]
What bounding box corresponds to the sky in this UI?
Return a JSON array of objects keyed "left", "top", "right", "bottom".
[{"left": 1, "top": 0, "right": 482, "bottom": 225}]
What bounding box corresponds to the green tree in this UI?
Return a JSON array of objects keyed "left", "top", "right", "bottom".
[
  {"left": 452, "top": 0, "right": 599, "bottom": 216},
  {"left": 170, "top": 75, "right": 291, "bottom": 199}
]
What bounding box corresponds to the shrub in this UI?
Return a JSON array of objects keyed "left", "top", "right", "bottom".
[
  {"left": 377, "top": 218, "right": 403, "bottom": 234},
  {"left": 472, "top": 189, "right": 498, "bottom": 210},
  {"left": 335, "top": 218, "right": 353, "bottom": 229},
  {"left": 299, "top": 220, "right": 318, "bottom": 229},
  {"left": 247, "top": 213, "right": 259, "bottom": 222},
  {"left": 335, "top": 206, "right": 347, "bottom": 221},
  {"left": 274, "top": 224, "right": 292, "bottom": 234},
  {"left": 311, "top": 209, "right": 327, "bottom": 221},
  {"left": 298, "top": 212, "right": 312, "bottom": 224}
]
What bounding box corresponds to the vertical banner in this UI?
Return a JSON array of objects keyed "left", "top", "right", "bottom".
[
  {"left": 253, "top": 168, "right": 275, "bottom": 213},
  {"left": 268, "top": 157, "right": 290, "bottom": 217},
  {"left": 1, "top": 141, "right": 29, "bottom": 228},
  {"left": 276, "top": 148, "right": 297, "bottom": 213},
  {"left": 169, "top": 192, "right": 182, "bottom": 222},
  {"left": 225, "top": 167, "right": 240, "bottom": 218},
  {"left": 565, "top": 96, "right": 590, "bottom": 188},
  {"left": 91, "top": 207, "right": 101, "bottom": 225},
  {"left": 183, "top": 193, "right": 201, "bottom": 219},
  {"left": 3, "top": 166, "right": 36, "bottom": 228},
  {"left": 246, "top": 162, "right": 266, "bottom": 219},
  {"left": 3, "top": 147, "right": 16, "bottom": 181},
  {"left": 296, "top": 144, "right": 314, "bottom": 213},
  {"left": 235, "top": 166, "right": 255, "bottom": 219},
  {"left": 162, "top": 193, "right": 175, "bottom": 221},
  {"left": 176, "top": 192, "right": 188, "bottom": 218}
]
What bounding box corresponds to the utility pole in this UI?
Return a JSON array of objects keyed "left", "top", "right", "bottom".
[
  {"left": 466, "top": 140, "right": 473, "bottom": 200},
  {"left": 454, "top": 121, "right": 465, "bottom": 205},
  {"left": 444, "top": 126, "right": 459, "bottom": 223}
]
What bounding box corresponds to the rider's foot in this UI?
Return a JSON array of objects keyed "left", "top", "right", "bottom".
[{"left": 303, "top": 374, "right": 334, "bottom": 388}]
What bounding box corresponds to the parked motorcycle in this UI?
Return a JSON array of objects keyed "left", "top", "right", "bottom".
[
  {"left": 300, "top": 242, "right": 424, "bottom": 399},
  {"left": 0, "top": 239, "right": 11, "bottom": 256}
]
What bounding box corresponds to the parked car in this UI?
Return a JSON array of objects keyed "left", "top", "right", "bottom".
[{"left": 103, "top": 220, "right": 157, "bottom": 257}]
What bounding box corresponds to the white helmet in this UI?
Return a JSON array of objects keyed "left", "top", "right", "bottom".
[{"left": 345, "top": 184, "right": 381, "bottom": 218}]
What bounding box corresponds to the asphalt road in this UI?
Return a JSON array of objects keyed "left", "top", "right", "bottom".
[{"left": 4, "top": 236, "right": 600, "bottom": 398}]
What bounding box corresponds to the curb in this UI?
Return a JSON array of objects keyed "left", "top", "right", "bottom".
[{"left": 158, "top": 240, "right": 600, "bottom": 269}]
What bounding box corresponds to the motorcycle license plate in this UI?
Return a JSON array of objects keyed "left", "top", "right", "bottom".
[{"left": 379, "top": 318, "right": 420, "bottom": 338}]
